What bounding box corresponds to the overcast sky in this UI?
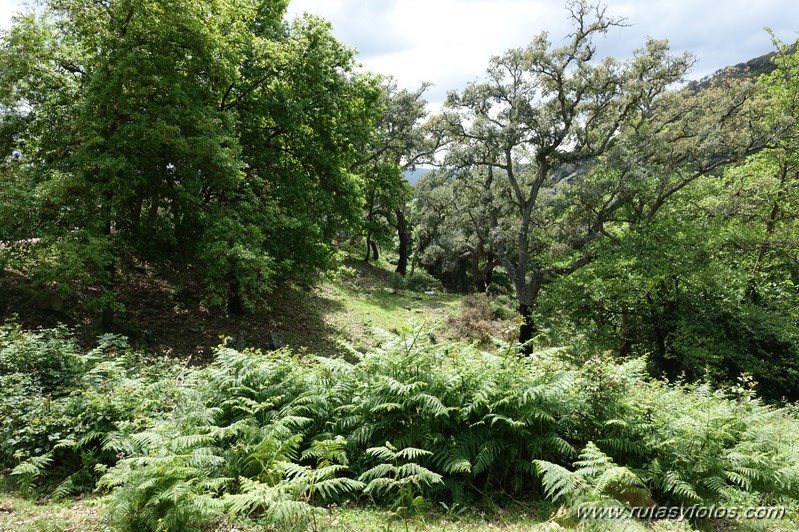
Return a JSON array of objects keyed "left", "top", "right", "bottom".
[{"left": 2, "top": 0, "right": 798, "bottom": 106}]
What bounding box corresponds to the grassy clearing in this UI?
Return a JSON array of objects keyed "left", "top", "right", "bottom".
[
  {"left": 321, "top": 273, "right": 461, "bottom": 352},
  {"left": 0, "top": 494, "right": 107, "bottom": 531},
  {"left": 251, "top": 258, "right": 463, "bottom": 358}
]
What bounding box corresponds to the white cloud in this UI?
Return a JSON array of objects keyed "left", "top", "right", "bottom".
[{"left": 288, "top": 0, "right": 799, "bottom": 106}]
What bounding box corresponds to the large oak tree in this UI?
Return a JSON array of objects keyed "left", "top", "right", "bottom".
[
  {"left": 439, "top": 0, "right": 762, "bottom": 350},
  {"left": 0, "top": 0, "right": 380, "bottom": 322}
]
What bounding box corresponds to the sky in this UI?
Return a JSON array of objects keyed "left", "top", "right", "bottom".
[{"left": 2, "top": 0, "right": 798, "bottom": 107}]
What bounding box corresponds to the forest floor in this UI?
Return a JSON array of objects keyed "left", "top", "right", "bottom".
[
  {"left": 4, "top": 492, "right": 791, "bottom": 531},
  {"left": 0, "top": 492, "right": 561, "bottom": 531},
  {"left": 0, "top": 252, "right": 479, "bottom": 363},
  {"left": 3, "top": 492, "right": 752, "bottom": 532}
]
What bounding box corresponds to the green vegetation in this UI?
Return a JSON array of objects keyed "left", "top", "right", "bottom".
[
  {"left": 2, "top": 321, "right": 799, "bottom": 530},
  {"left": 2, "top": 0, "right": 799, "bottom": 529}
]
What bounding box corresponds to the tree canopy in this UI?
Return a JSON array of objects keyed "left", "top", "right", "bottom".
[
  {"left": 0, "top": 0, "right": 381, "bottom": 320},
  {"left": 428, "top": 0, "right": 765, "bottom": 351}
]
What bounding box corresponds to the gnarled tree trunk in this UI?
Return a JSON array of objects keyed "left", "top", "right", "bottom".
[{"left": 395, "top": 209, "right": 409, "bottom": 275}]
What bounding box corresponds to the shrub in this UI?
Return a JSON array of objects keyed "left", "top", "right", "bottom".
[
  {"left": 0, "top": 322, "right": 85, "bottom": 395},
  {"left": 5, "top": 324, "right": 799, "bottom": 530},
  {"left": 447, "top": 294, "right": 518, "bottom": 344},
  {"left": 489, "top": 294, "right": 517, "bottom": 320},
  {"left": 404, "top": 270, "right": 443, "bottom": 293},
  {"left": 1, "top": 325, "right": 183, "bottom": 497},
  {"left": 388, "top": 272, "right": 406, "bottom": 292},
  {"left": 486, "top": 270, "right": 513, "bottom": 296}
]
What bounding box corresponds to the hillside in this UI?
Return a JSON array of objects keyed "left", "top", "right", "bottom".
[
  {"left": 687, "top": 43, "right": 797, "bottom": 90},
  {"left": 0, "top": 253, "right": 506, "bottom": 361}
]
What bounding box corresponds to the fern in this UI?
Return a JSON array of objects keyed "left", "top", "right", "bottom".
[
  {"left": 535, "top": 460, "right": 587, "bottom": 502},
  {"left": 10, "top": 452, "right": 54, "bottom": 495},
  {"left": 358, "top": 442, "right": 443, "bottom": 513},
  {"left": 9, "top": 324, "right": 799, "bottom": 528},
  {"left": 536, "top": 442, "right": 650, "bottom": 509}
]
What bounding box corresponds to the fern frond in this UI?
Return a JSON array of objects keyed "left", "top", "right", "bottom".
[
  {"left": 358, "top": 463, "right": 393, "bottom": 483},
  {"left": 50, "top": 477, "right": 76, "bottom": 501},
  {"left": 440, "top": 456, "right": 472, "bottom": 474},
  {"left": 394, "top": 447, "right": 433, "bottom": 461},
  {"left": 265, "top": 499, "right": 317, "bottom": 528},
  {"left": 396, "top": 463, "right": 444, "bottom": 487},
  {"left": 411, "top": 393, "right": 448, "bottom": 417},
  {"left": 534, "top": 460, "right": 587, "bottom": 502},
  {"left": 10, "top": 453, "right": 53, "bottom": 478},
  {"left": 309, "top": 477, "right": 366, "bottom": 500},
  {"left": 573, "top": 442, "right": 613, "bottom": 478},
  {"left": 365, "top": 445, "right": 396, "bottom": 462},
  {"left": 473, "top": 441, "right": 504, "bottom": 475},
  {"left": 362, "top": 476, "right": 394, "bottom": 495},
  {"left": 661, "top": 470, "right": 702, "bottom": 503}
]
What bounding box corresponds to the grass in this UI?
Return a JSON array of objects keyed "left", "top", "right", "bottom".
[
  {"left": 0, "top": 493, "right": 550, "bottom": 531},
  {"left": 7, "top": 493, "right": 789, "bottom": 531},
  {"left": 0, "top": 494, "right": 107, "bottom": 531},
  {"left": 318, "top": 262, "right": 462, "bottom": 353}
]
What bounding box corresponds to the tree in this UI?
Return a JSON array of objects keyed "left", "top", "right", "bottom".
[
  {"left": 0, "top": 0, "right": 380, "bottom": 322},
  {"left": 412, "top": 167, "right": 507, "bottom": 292},
  {"left": 535, "top": 40, "right": 796, "bottom": 397},
  {"left": 224, "top": 13, "right": 381, "bottom": 309},
  {"left": 353, "top": 79, "right": 436, "bottom": 274},
  {"left": 439, "top": 0, "right": 761, "bottom": 351}
]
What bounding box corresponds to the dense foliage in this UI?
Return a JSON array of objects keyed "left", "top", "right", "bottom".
[
  {"left": 2, "top": 0, "right": 799, "bottom": 528},
  {"left": 0, "top": 0, "right": 380, "bottom": 319},
  {"left": 2, "top": 323, "right": 798, "bottom": 530},
  {"left": 412, "top": 16, "right": 799, "bottom": 397}
]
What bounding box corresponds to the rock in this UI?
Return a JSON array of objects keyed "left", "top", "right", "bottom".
[{"left": 269, "top": 330, "right": 285, "bottom": 350}]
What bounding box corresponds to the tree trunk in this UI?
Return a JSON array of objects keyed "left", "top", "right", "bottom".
[
  {"left": 470, "top": 246, "right": 484, "bottom": 292},
  {"left": 364, "top": 230, "right": 373, "bottom": 262},
  {"left": 516, "top": 279, "right": 542, "bottom": 355},
  {"left": 395, "top": 209, "right": 409, "bottom": 276},
  {"left": 518, "top": 303, "right": 535, "bottom": 355},
  {"left": 484, "top": 259, "right": 496, "bottom": 287},
  {"left": 227, "top": 279, "right": 246, "bottom": 315},
  {"left": 370, "top": 240, "right": 379, "bottom": 262}
]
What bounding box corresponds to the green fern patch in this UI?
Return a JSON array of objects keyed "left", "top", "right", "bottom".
[{"left": 3, "top": 323, "right": 799, "bottom": 530}]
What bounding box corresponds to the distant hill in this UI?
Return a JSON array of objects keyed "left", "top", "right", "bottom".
[{"left": 688, "top": 43, "right": 796, "bottom": 91}]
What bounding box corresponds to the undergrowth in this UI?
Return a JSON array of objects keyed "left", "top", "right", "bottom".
[{"left": 2, "top": 321, "right": 798, "bottom": 530}]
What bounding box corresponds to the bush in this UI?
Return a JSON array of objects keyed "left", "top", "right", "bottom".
[
  {"left": 5, "top": 324, "right": 799, "bottom": 530},
  {"left": 448, "top": 295, "right": 495, "bottom": 344},
  {"left": 486, "top": 270, "right": 513, "bottom": 296},
  {"left": 447, "top": 294, "right": 517, "bottom": 344},
  {"left": 0, "top": 325, "right": 183, "bottom": 497},
  {"left": 403, "top": 270, "right": 443, "bottom": 292},
  {"left": 0, "top": 322, "right": 85, "bottom": 395},
  {"left": 489, "top": 295, "right": 517, "bottom": 320},
  {"left": 388, "top": 271, "right": 406, "bottom": 292}
]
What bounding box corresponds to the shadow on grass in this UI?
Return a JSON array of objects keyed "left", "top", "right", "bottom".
[
  {"left": 0, "top": 262, "right": 352, "bottom": 361},
  {"left": 265, "top": 283, "right": 349, "bottom": 358}
]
